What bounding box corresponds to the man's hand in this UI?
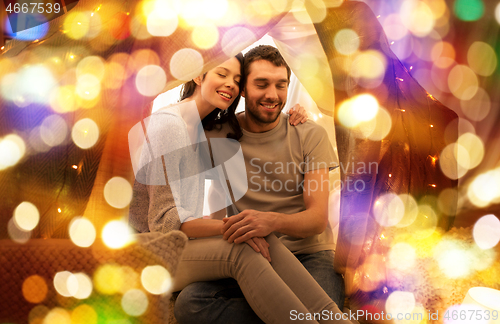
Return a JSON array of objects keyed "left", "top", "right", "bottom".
[
  {"left": 222, "top": 210, "right": 276, "bottom": 244},
  {"left": 244, "top": 237, "right": 271, "bottom": 262},
  {"left": 287, "top": 104, "right": 308, "bottom": 126}
]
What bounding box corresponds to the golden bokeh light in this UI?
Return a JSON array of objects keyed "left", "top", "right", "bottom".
[
  {"left": 437, "top": 188, "right": 458, "bottom": 216},
  {"left": 71, "top": 118, "right": 99, "bottom": 149},
  {"left": 23, "top": 275, "right": 48, "bottom": 304},
  {"left": 439, "top": 143, "right": 468, "bottom": 180},
  {"left": 202, "top": 0, "right": 229, "bottom": 21},
  {"left": 303, "top": 0, "right": 327, "bottom": 23},
  {"left": 388, "top": 243, "right": 416, "bottom": 271},
  {"left": 457, "top": 132, "right": 484, "bottom": 170},
  {"left": 467, "top": 41, "right": 497, "bottom": 77},
  {"left": 141, "top": 265, "right": 172, "bottom": 295},
  {"left": 448, "top": 64, "right": 478, "bottom": 100},
  {"left": 460, "top": 87, "right": 491, "bottom": 122},
  {"left": 102, "top": 220, "right": 134, "bottom": 249},
  {"left": 121, "top": 289, "right": 149, "bottom": 316},
  {"left": 104, "top": 62, "right": 127, "bottom": 90},
  {"left": 0, "top": 134, "right": 26, "bottom": 170},
  {"left": 131, "top": 49, "right": 161, "bottom": 72},
  {"left": 473, "top": 214, "right": 500, "bottom": 250},
  {"left": 64, "top": 11, "right": 91, "bottom": 40},
  {"left": 76, "top": 56, "right": 106, "bottom": 81},
  {"left": 244, "top": 0, "right": 272, "bottom": 26},
  {"left": 400, "top": 0, "right": 435, "bottom": 37},
  {"left": 147, "top": 11, "right": 178, "bottom": 37},
  {"left": 192, "top": 24, "right": 219, "bottom": 49},
  {"left": 407, "top": 205, "right": 437, "bottom": 240},
  {"left": 53, "top": 271, "right": 73, "bottom": 297},
  {"left": 135, "top": 65, "right": 167, "bottom": 97},
  {"left": 496, "top": 2, "right": 500, "bottom": 25},
  {"left": 350, "top": 50, "right": 387, "bottom": 83},
  {"left": 170, "top": 49, "right": 204, "bottom": 81},
  {"left": 50, "top": 85, "right": 77, "bottom": 113},
  {"left": 42, "top": 308, "right": 71, "bottom": 324},
  {"left": 40, "top": 114, "right": 68, "bottom": 147},
  {"left": 71, "top": 304, "right": 98, "bottom": 324},
  {"left": 338, "top": 94, "right": 380, "bottom": 128},
  {"left": 434, "top": 240, "right": 473, "bottom": 278},
  {"left": 67, "top": 273, "right": 93, "bottom": 299},
  {"left": 395, "top": 194, "right": 419, "bottom": 227},
  {"left": 467, "top": 169, "right": 500, "bottom": 208},
  {"left": 432, "top": 41, "right": 456, "bottom": 69},
  {"left": 69, "top": 217, "right": 96, "bottom": 248},
  {"left": 94, "top": 264, "right": 125, "bottom": 295},
  {"left": 373, "top": 193, "right": 405, "bottom": 227},
  {"left": 334, "top": 29, "right": 360, "bottom": 55},
  {"left": 104, "top": 177, "right": 133, "bottom": 209},
  {"left": 385, "top": 291, "right": 416, "bottom": 316},
  {"left": 14, "top": 201, "right": 40, "bottom": 231},
  {"left": 76, "top": 74, "right": 101, "bottom": 101}
]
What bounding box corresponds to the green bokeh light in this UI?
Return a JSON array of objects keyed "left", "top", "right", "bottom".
[{"left": 454, "top": 0, "right": 485, "bottom": 21}]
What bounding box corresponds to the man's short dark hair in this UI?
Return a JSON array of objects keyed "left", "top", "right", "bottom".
[{"left": 243, "top": 45, "right": 291, "bottom": 85}]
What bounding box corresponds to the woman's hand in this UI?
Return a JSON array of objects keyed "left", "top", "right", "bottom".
[
  {"left": 244, "top": 237, "right": 271, "bottom": 262},
  {"left": 287, "top": 104, "right": 308, "bottom": 126}
]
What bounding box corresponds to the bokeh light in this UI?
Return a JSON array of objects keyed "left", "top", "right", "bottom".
[
  {"left": 71, "top": 118, "right": 99, "bottom": 149},
  {"left": 7, "top": 217, "right": 31, "bottom": 243},
  {"left": 71, "top": 304, "right": 98, "bottom": 324},
  {"left": 50, "top": 85, "right": 77, "bottom": 113},
  {"left": 2, "top": 65, "right": 57, "bottom": 105},
  {"left": 334, "top": 29, "right": 360, "bottom": 55},
  {"left": 147, "top": 10, "right": 178, "bottom": 37},
  {"left": 473, "top": 214, "right": 500, "bottom": 250},
  {"left": 191, "top": 24, "right": 219, "bottom": 49},
  {"left": 69, "top": 217, "right": 96, "bottom": 248},
  {"left": 94, "top": 264, "right": 124, "bottom": 295},
  {"left": 448, "top": 65, "right": 478, "bottom": 100},
  {"left": 13, "top": 201, "right": 40, "bottom": 231},
  {"left": 67, "top": 273, "right": 93, "bottom": 299},
  {"left": 395, "top": 194, "right": 419, "bottom": 227},
  {"left": 141, "top": 265, "right": 172, "bottom": 295},
  {"left": 460, "top": 87, "right": 491, "bottom": 121},
  {"left": 338, "top": 94, "right": 379, "bottom": 128},
  {"left": 434, "top": 239, "right": 473, "bottom": 278},
  {"left": 407, "top": 205, "right": 438, "bottom": 239},
  {"left": 467, "top": 168, "right": 500, "bottom": 208},
  {"left": 40, "top": 114, "right": 68, "bottom": 147},
  {"left": 64, "top": 11, "right": 91, "bottom": 39},
  {"left": 170, "top": 49, "right": 204, "bottom": 81},
  {"left": 245, "top": 0, "right": 272, "bottom": 26},
  {"left": 53, "top": 271, "right": 73, "bottom": 297},
  {"left": 400, "top": 0, "right": 435, "bottom": 37},
  {"left": 76, "top": 74, "right": 101, "bottom": 101},
  {"left": 22, "top": 275, "right": 48, "bottom": 303},
  {"left": 351, "top": 50, "right": 387, "bottom": 82},
  {"left": 385, "top": 291, "right": 416, "bottom": 316},
  {"left": 104, "top": 177, "right": 133, "bottom": 209},
  {"left": 496, "top": 2, "right": 500, "bottom": 25},
  {"left": 467, "top": 41, "right": 497, "bottom": 77},
  {"left": 454, "top": 0, "right": 484, "bottom": 21},
  {"left": 76, "top": 56, "right": 106, "bottom": 81},
  {"left": 135, "top": 65, "right": 167, "bottom": 97},
  {"left": 102, "top": 220, "right": 134, "bottom": 249},
  {"left": 437, "top": 188, "right": 458, "bottom": 216},
  {"left": 0, "top": 134, "right": 26, "bottom": 170},
  {"left": 388, "top": 242, "right": 416, "bottom": 271},
  {"left": 373, "top": 193, "right": 405, "bottom": 227},
  {"left": 121, "top": 289, "right": 149, "bottom": 316},
  {"left": 383, "top": 14, "right": 408, "bottom": 41},
  {"left": 43, "top": 308, "right": 71, "bottom": 324},
  {"left": 439, "top": 143, "right": 468, "bottom": 180},
  {"left": 29, "top": 305, "right": 50, "bottom": 324},
  {"left": 457, "top": 132, "right": 484, "bottom": 170}
]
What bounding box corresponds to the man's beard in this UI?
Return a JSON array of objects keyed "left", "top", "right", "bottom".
[{"left": 245, "top": 99, "right": 284, "bottom": 125}]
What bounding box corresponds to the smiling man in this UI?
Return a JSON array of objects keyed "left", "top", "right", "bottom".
[{"left": 174, "top": 45, "right": 344, "bottom": 324}]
